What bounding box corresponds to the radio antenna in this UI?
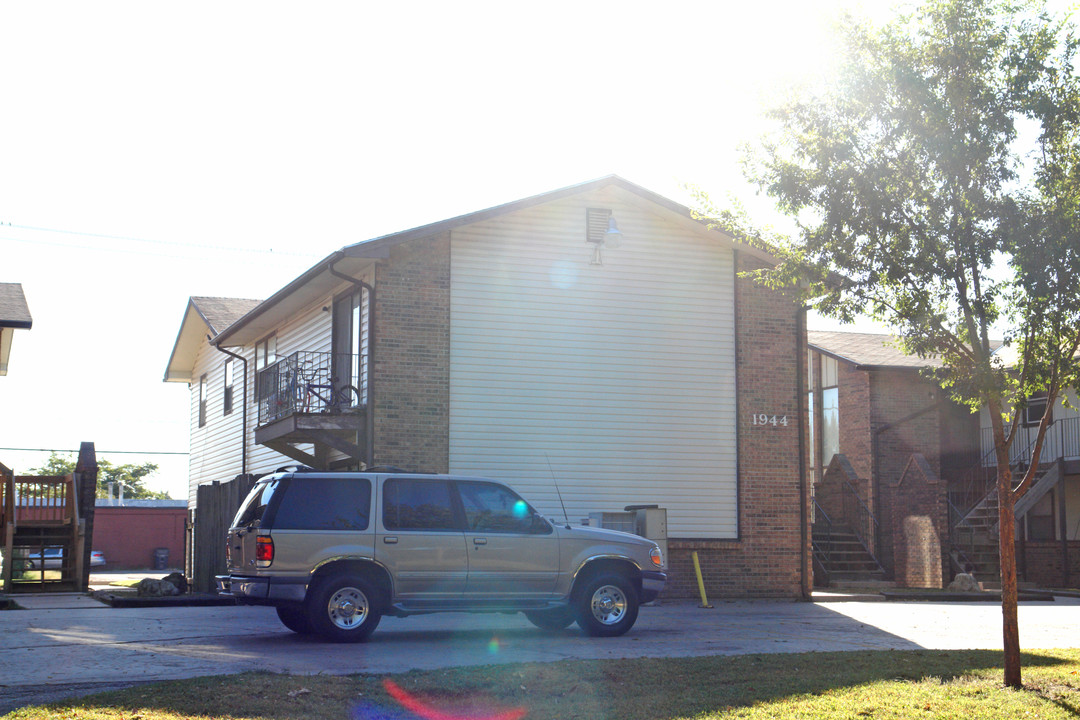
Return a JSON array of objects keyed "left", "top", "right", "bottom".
[{"left": 545, "top": 452, "right": 572, "bottom": 529}]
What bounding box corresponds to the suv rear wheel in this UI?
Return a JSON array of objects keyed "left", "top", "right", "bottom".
[
  {"left": 574, "top": 574, "right": 639, "bottom": 637},
  {"left": 306, "top": 574, "right": 382, "bottom": 642},
  {"left": 276, "top": 605, "right": 313, "bottom": 634},
  {"left": 523, "top": 607, "right": 575, "bottom": 631}
]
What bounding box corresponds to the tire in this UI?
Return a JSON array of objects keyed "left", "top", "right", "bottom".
[
  {"left": 337, "top": 385, "right": 361, "bottom": 408},
  {"left": 524, "top": 607, "right": 576, "bottom": 631},
  {"left": 305, "top": 574, "right": 382, "bottom": 643},
  {"left": 276, "top": 605, "right": 313, "bottom": 635},
  {"left": 574, "top": 574, "right": 639, "bottom": 637}
]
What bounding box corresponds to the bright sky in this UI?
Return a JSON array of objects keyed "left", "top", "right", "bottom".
[{"left": 0, "top": 0, "right": 920, "bottom": 498}]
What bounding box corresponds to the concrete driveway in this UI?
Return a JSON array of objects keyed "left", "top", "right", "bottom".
[{"left": 2, "top": 593, "right": 1079, "bottom": 713}]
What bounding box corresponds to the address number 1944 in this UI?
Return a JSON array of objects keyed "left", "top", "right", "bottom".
[{"left": 752, "top": 414, "right": 788, "bottom": 427}]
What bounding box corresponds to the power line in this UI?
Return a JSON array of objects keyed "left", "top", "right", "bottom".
[
  {"left": 0, "top": 447, "right": 188, "bottom": 456},
  {"left": 0, "top": 219, "right": 324, "bottom": 258}
]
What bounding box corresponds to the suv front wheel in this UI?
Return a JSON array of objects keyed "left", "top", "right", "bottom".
[
  {"left": 306, "top": 574, "right": 382, "bottom": 642},
  {"left": 575, "top": 574, "right": 639, "bottom": 637}
]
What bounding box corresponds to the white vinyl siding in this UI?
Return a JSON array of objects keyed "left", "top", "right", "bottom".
[
  {"left": 449, "top": 191, "right": 738, "bottom": 538},
  {"left": 187, "top": 279, "right": 365, "bottom": 504}
]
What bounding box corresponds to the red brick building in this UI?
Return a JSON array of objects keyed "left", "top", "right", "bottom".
[{"left": 808, "top": 330, "right": 1080, "bottom": 589}]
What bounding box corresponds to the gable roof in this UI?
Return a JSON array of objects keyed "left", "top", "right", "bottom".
[
  {"left": 0, "top": 283, "right": 32, "bottom": 329},
  {"left": 808, "top": 329, "right": 1005, "bottom": 370},
  {"left": 210, "top": 175, "right": 780, "bottom": 348},
  {"left": 163, "top": 296, "right": 261, "bottom": 382}
]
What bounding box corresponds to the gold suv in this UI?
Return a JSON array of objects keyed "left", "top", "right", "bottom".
[{"left": 218, "top": 469, "right": 666, "bottom": 642}]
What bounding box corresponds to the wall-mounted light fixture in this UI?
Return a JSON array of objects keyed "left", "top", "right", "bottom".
[{"left": 586, "top": 208, "right": 624, "bottom": 266}]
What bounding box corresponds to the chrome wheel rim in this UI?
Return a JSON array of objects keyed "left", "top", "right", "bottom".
[
  {"left": 327, "top": 586, "right": 369, "bottom": 630},
  {"left": 589, "top": 584, "right": 627, "bottom": 625}
]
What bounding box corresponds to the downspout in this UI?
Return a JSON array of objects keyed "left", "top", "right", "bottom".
[
  {"left": 213, "top": 342, "right": 248, "bottom": 475},
  {"left": 796, "top": 305, "right": 809, "bottom": 600},
  {"left": 328, "top": 254, "right": 376, "bottom": 467}
]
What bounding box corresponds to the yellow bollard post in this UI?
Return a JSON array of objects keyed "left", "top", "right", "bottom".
[{"left": 691, "top": 551, "right": 713, "bottom": 608}]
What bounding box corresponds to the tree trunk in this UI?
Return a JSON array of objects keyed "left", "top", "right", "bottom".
[{"left": 997, "top": 462, "right": 1022, "bottom": 688}]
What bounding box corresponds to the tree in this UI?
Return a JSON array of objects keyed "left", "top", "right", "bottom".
[
  {"left": 28, "top": 452, "right": 168, "bottom": 500},
  {"left": 695, "top": 0, "right": 1080, "bottom": 687}
]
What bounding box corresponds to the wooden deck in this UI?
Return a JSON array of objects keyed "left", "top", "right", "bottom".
[{"left": 1, "top": 471, "right": 85, "bottom": 592}]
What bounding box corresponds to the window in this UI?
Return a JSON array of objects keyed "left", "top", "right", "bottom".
[
  {"left": 821, "top": 356, "right": 839, "bottom": 467},
  {"left": 198, "top": 374, "right": 208, "bottom": 427},
  {"left": 457, "top": 481, "right": 550, "bottom": 534},
  {"left": 223, "top": 359, "right": 234, "bottom": 416},
  {"left": 271, "top": 478, "right": 371, "bottom": 531},
  {"left": 233, "top": 479, "right": 280, "bottom": 527},
  {"left": 382, "top": 479, "right": 459, "bottom": 531},
  {"left": 1024, "top": 392, "right": 1050, "bottom": 427},
  {"left": 255, "top": 334, "right": 277, "bottom": 400},
  {"left": 332, "top": 287, "right": 370, "bottom": 405}
]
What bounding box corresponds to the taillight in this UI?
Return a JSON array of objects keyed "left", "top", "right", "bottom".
[
  {"left": 256, "top": 536, "right": 274, "bottom": 566},
  {"left": 650, "top": 547, "right": 663, "bottom": 569}
]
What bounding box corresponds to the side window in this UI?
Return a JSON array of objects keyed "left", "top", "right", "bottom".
[
  {"left": 271, "top": 478, "right": 371, "bottom": 531},
  {"left": 198, "top": 374, "right": 208, "bottom": 428},
  {"left": 233, "top": 479, "right": 279, "bottom": 528},
  {"left": 382, "top": 479, "right": 459, "bottom": 531},
  {"left": 223, "top": 359, "right": 235, "bottom": 416},
  {"left": 456, "top": 481, "right": 550, "bottom": 534}
]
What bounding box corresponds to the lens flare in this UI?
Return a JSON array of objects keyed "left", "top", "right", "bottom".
[
  {"left": 487, "top": 636, "right": 501, "bottom": 654},
  {"left": 381, "top": 678, "right": 527, "bottom": 720}
]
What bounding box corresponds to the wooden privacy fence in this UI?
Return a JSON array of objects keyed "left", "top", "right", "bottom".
[{"left": 190, "top": 474, "right": 257, "bottom": 593}]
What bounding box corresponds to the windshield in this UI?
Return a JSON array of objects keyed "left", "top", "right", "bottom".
[{"left": 232, "top": 479, "right": 280, "bottom": 528}]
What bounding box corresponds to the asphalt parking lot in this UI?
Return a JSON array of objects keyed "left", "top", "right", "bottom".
[{"left": 2, "top": 591, "right": 1079, "bottom": 713}]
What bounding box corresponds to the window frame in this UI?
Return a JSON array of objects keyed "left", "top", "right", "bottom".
[
  {"left": 1023, "top": 392, "right": 1051, "bottom": 428},
  {"left": 198, "top": 374, "right": 208, "bottom": 428},
  {"left": 223, "top": 358, "right": 234, "bottom": 416}
]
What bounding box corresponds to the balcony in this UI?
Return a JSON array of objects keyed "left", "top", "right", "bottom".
[
  {"left": 254, "top": 351, "right": 369, "bottom": 469},
  {"left": 979, "top": 416, "right": 1080, "bottom": 466}
]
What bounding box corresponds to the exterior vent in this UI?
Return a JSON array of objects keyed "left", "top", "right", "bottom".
[{"left": 586, "top": 208, "right": 612, "bottom": 244}]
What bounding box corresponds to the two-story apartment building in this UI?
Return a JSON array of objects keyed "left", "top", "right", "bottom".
[
  {"left": 807, "top": 330, "right": 1079, "bottom": 589},
  {"left": 165, "top": 176, "right": 811, "bottom": 598}
]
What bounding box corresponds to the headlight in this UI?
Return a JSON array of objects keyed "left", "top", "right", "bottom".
[{"left": 649, "top": 547, "right": 663, "bottom": 568}]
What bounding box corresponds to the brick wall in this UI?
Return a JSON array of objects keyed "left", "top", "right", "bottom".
[
  {"left": 664, "top": 254, "right": 808, "bottom": 599},
  {"left": 885, "top": 454, "right": 948, "bottom": 588},
  {"left": 93, "top": 507, "right": 186, "bottom": 570},
  {"left": 1020, "top": 542, "right": 1080, "bottom": 588},
  {"left": 838, "top": 362, "right": 872, "bottom": 500},
  {"left": 372, "top": 232, "right": 451, "bottom": 473}
]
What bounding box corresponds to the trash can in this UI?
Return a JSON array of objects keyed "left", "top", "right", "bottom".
[{"left": 153, "top": 547, "right": 169, "bottom": 571}]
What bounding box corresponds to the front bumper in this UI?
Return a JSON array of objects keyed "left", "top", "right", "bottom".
[
  {"left": 641, "top": 570, "right": 667, "bottom": 603},
  {"left": 216, "top": 574, "right": 308, "bottom": 604}
]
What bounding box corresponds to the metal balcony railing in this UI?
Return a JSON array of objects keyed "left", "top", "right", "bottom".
[
  {"left": 979, "top": 416, "right": 1080, "bottom": 466},
  {"left": 257, "top": 351, "right": 368, "bottom": 426}
]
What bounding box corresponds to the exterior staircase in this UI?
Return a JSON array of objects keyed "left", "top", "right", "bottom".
[
  {"left": 949, "top": 419, "right": 1075, "bottom": 585},
  {"left": 812, "top": 522, "right": 887, "bottom": 586}
]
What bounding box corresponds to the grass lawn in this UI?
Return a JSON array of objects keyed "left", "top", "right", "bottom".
[{"left": 3, "top": 649, "right": 1079, "bottom": 719}]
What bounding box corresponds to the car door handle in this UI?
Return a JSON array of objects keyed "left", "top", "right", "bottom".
[
  {"left": 473, "top": 538, "right": 487, "bottom": 545},
  {"left": 383, "top": 537, "right": 398, "bottom": 544}
]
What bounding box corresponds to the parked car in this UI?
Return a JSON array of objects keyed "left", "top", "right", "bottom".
[
  {"left": 218, "top": 469, "right": 666, "bottom": 642},
  {"left": 25, "top": 547, "right": 106, "bottom": 569}
]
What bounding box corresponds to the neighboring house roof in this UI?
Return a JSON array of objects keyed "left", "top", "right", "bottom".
[
  {"left": 0, "top": 283, "right": 32, "bottom": 329},
  {"left": 163, "top": 296, "right": 261, "bottom": 382},
  {"left": 0, "top": 283, "right": 32, "bottom": 376},
  {"left": 808, "top": 329, "right": 1004, "bottom": 370},
  {"left": 210, "top": 175, "right": 780, "bottom": 347}
]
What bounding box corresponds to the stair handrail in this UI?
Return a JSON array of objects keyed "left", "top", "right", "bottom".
[
  {"left": 811, "top": 498, "right": 833, "bottom": 586},
  {"left": 840, "top": 479, "right": 886, "bottom": 574},
  {"left": 952, "top": 416, "right": 1074, "bottom": 519}
]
